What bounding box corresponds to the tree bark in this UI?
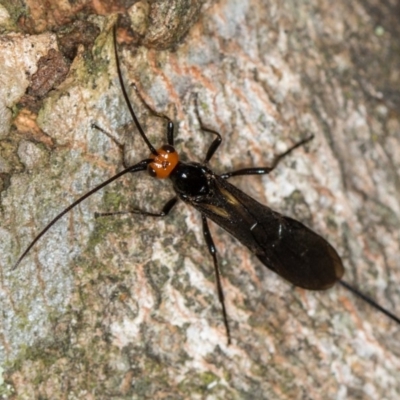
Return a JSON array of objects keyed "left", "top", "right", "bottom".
[{"left": 0, "top": 0, "right": 400, "bottom": 398}]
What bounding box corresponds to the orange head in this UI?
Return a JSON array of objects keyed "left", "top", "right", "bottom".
[{"left": 147, "top": 144, "right": 179, "bottom": 179}]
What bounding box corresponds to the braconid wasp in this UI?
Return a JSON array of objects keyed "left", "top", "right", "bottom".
[{"left": 13, "top": 24, "right": 400, "bottom": 345}]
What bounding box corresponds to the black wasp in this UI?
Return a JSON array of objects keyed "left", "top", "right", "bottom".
[{"left": 13, "top": 25, "right": 400, "bottom": 344}]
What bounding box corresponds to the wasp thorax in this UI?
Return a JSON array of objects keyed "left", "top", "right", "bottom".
[{"left": 147, "top": 144, "right": 179, "bottom": 179}]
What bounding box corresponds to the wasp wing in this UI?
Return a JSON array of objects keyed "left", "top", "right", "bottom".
[{"left": 188, "top": 174, "right": 344, "bottom": 290}]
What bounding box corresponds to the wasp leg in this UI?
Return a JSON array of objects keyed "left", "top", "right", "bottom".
[
  {"left": 193, "top": 95, "right": 222, "bottom": 164},
  {"left": 221, "top": 135, "right": 314, "bottom": 179},
  {"left": 201, "top": 215, "right": 231, "bottom": 345},
  {"left": 131, "top": 83, "right": 175, "bottom": 146},
  {"left": 94, "top": 197, "right": 178, "bottom": 218}
]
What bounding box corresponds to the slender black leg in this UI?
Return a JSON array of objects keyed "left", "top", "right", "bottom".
[
  {"left": 95, "top": 197, "right": 178, "bottom": 219},
  {"left": 201, "top": 215, "right": 231, "bottom": 345},
  {"left": 193, "top": 95, "right": 222, "bottom": 163},
  {"left": 92, "top": 123, "right": 127, "bottom": 157},
  {"left": 131, "top": 83, "right": 175, "bottom": 146},
  {"left": 202, "top": 125, "right": 222, "bottom": 164},
  {"left": 220, "top": 135, "right": 314, "bottom": 179}
]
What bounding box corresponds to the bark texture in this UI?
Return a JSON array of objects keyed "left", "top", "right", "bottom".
[{"left": 0, "top": 0, "right": 400, "bottom": 398}]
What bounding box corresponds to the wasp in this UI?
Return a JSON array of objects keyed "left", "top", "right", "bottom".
[{"left": 14, "top": 25, "right": 399, "bottom": 344}]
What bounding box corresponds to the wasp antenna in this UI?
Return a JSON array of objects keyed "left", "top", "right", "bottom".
[
  {"left": 112, "top": 25, "right": 158, "bottom": 156},
  {"left": 339, "top": 279, "right": 400, "bottom": 325},
  {"left": 12, "top": 161, "right": 150, "bottom": 270}
]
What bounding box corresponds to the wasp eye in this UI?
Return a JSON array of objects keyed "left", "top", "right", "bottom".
[{"left": 147, "top": 165, "right": 157, "bottom": 177}]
